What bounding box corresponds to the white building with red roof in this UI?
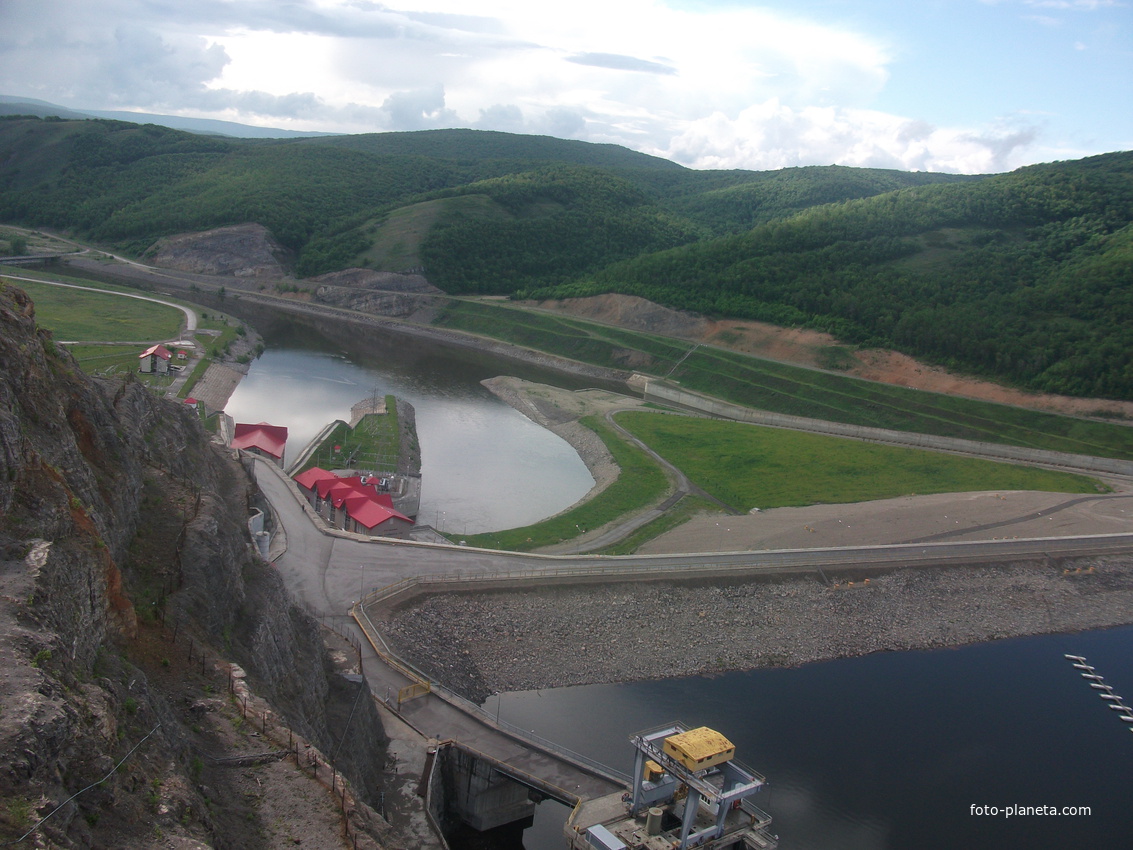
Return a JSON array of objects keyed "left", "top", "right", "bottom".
[{"left": 138, "top": 344, "right": 172, "bottom": 374}]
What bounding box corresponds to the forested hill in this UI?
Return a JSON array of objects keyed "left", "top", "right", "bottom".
[
  {"left": 537, "top": 151, "right": 1133, "bottom": 400},
  {"left": 1, "top": 115, "right": 1130, "bottom": 399}
]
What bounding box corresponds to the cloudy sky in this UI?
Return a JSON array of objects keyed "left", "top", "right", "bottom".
[{"left": 1, "top": 0, "right": 1129, "bottom": 173}]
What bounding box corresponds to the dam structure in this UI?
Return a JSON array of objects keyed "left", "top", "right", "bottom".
[{"left": 352, "top": 584, "right": 776, "bottom": 848}]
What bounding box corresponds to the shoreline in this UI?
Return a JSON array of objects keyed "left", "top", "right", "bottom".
[
  {"left": 481, "top": 376, "right": 624, "bottom": 505},
  {"left": 382, "top": 554, "right": 1133, "bottom": 703}
]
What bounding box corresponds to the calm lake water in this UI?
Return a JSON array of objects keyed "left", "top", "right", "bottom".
[
  {"left": 228, "top": 312, "right": 1132, "bottom": 848},
  {"left": 499, "top": 624, "right": 1133, "bottom": 849},
  {"left": 224, "top": 316, "right": 596, "bottom": 533}
]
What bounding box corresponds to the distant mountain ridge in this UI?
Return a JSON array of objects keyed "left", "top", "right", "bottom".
[
  {"left": 0, "top": 95, "right": 336, "bottom": 139},
  {"left": 0, "top": 109, "right": 1129, "bottom": 400}
]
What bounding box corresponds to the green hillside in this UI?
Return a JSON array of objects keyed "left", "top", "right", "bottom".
[
  {"left": 305, "top": 127, "right": 685, "bottom": 173},
  {"left": 528, "top": 151, "right": 1132, "bottom": 398},
  {"left": 1, "top": 114, "right": 1130, "bottom": 398}
]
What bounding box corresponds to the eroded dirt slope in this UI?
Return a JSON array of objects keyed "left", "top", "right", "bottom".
[{"left": 526, "top": 294, "right": 1133, "bottom": 419}]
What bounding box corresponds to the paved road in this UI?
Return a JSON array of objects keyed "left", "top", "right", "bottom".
[
  {"left": 255, "top": 457, "right": 1133, "bottom": 619},
  {"left": 256, "top": 458, "right": 627, "bottom": 806},
  {"left": 254, "top": 449, "right": 1133, "bottom": 821}
]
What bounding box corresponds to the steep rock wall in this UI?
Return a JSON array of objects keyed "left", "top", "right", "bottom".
[{"left": 0, "top": 282, "right": 388, "bottom": 847}]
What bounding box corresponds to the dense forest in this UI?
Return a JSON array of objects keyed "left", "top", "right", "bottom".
[{"left": 0, "top": 115, "right": 1130, "bottom": 399}]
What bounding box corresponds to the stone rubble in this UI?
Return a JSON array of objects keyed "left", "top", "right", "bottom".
[{"left": 382, "top": 557, "right": 1133, "bottom": 704}]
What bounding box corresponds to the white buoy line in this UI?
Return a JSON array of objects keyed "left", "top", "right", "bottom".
[{"left": 1065, "top": 654, "right": 1133, "bottom": 732}]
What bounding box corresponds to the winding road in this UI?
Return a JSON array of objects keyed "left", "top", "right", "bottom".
[{"left": 3, "top": 272, "right": 198, "bottom": 333}]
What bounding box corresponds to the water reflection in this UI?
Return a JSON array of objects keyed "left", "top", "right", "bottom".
[{"left": 225, "top": 340, "right": 594, "bottom": 534}]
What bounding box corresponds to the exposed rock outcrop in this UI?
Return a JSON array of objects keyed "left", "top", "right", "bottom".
[
  {"left": 0, "top": 283, "right": 389, "bottom": 848},
  {"left": 146, "top": 223, "right": 291, "bottom": 279},
  {"left": 313, "top": 268, "right": 444, "bottom": 322}
]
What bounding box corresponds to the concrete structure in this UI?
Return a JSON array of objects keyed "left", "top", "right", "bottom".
[
  {"left": 349, "top": 394, "right": 387, "bottom": 427},
  {"left": 567, "top": 722, "right": 776, "bottom": 850},
  {"left": 428, "top": 744, "right": 536, "bottom": 833}
]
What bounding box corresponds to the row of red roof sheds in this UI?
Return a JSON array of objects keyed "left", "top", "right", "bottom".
[{"left": 293, "top": 467, "right": 413, "bottom": 538}]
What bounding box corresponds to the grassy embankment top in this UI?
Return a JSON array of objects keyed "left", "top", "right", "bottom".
[
  {"left": 295, "top": 395, "right": 401, "bottom": 476},
  {"left": 617, "top": 412, "right": 1108, "bottom": 511},
  {"left": 458, "top": 409, "right": 1107, "bottom": 553}
]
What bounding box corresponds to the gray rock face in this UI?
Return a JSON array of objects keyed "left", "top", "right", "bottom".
[
  {"left": 147, "top": 223, "right": 291, "bottom": 279},
  {"left": 0, "top": 284, "right": 387, "bottom": 847}
]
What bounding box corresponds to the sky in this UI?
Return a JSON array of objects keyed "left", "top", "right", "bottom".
[{"left": 1, "top": 0, "right": 1129, "bottom": 174}]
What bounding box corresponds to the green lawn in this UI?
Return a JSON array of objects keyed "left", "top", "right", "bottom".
[
  {"left": 616, "top": 411, "right": 1108, "bottom": 511},
  {"left": 10, "top": 279, "right": 183, "bottom": 341},
  {"left": 66, "top": 343, "right": 150, "bottom": 375},
  {"left": 460, "top": 415, "right": 669, "bottom": 551},
  {"left": 297, "top": 397, "right": 401, "bottom": 474}
]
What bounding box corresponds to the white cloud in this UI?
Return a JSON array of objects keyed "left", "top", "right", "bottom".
[
  {"left": 661, "top": 101, "right": 1043, "bottom": 173},
  {"left": 2, "top": 0, "right": 1118, "bottom": 172}
]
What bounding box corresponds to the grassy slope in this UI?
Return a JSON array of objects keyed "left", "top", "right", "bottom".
[
  {"left": 352, "top": 195, "right": 509, "bottom": 272},
  {"left": 10, "top": 279, "right": 183, "bottom": 340},
  {"left": 616, "top": 412, "right": 1107, "bottom": 512},
  {"left": 431, "top": 299, "right": 1133, "bottom": 460}
]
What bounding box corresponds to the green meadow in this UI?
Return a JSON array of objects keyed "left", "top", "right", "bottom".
[
  {"left": 9, "top": 279, "right": 183, "bottom": 341},
  {"left": 616, "top": 411, "right": 1107, "bottom": 512},
  {"left": 65, "top": 343, "right": 157, "bottom": 377}
]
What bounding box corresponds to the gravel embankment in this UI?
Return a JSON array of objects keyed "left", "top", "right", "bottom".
[{"left": 382, "top": 556, "right": 1133, "bottom": 703}]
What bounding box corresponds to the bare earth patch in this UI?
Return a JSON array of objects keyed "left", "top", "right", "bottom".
[{"left": 527, "top": 294, "right": 1133, "bottom": 419}]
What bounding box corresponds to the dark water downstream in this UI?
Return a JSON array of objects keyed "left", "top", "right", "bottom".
[
  {"left": 501, "top": 624, "right": 1133, "bottom": 849},
  {"left": 228, "top": 313, "right": 1131, "bottom": 848}
]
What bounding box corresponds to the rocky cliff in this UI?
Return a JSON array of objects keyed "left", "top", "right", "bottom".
[{"left": 0, "top": 283, "right": 389, "bottom": 848}]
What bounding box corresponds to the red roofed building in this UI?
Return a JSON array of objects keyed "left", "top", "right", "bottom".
[
  {"left": 294, "top": 467, "right": 338, "bottom": 509},
  {"left": 231, "top": 422, "right": 288, "bottom": 467},
  {"left": 138, "top": 344, "right": 173, "bottom": 374},
  {"left": 292, "top": 467, "right": 413, "bottom": 538},
  {"left": 344, "top": 497, "right": 412, "bottom": 537}
]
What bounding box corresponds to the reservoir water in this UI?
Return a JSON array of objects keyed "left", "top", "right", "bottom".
[
  {"left": 228, "top": 314, "right": 1132, "bottom": 848},
  {"left": 224, "top": 316, "right": 596, "bottom": 534}
]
